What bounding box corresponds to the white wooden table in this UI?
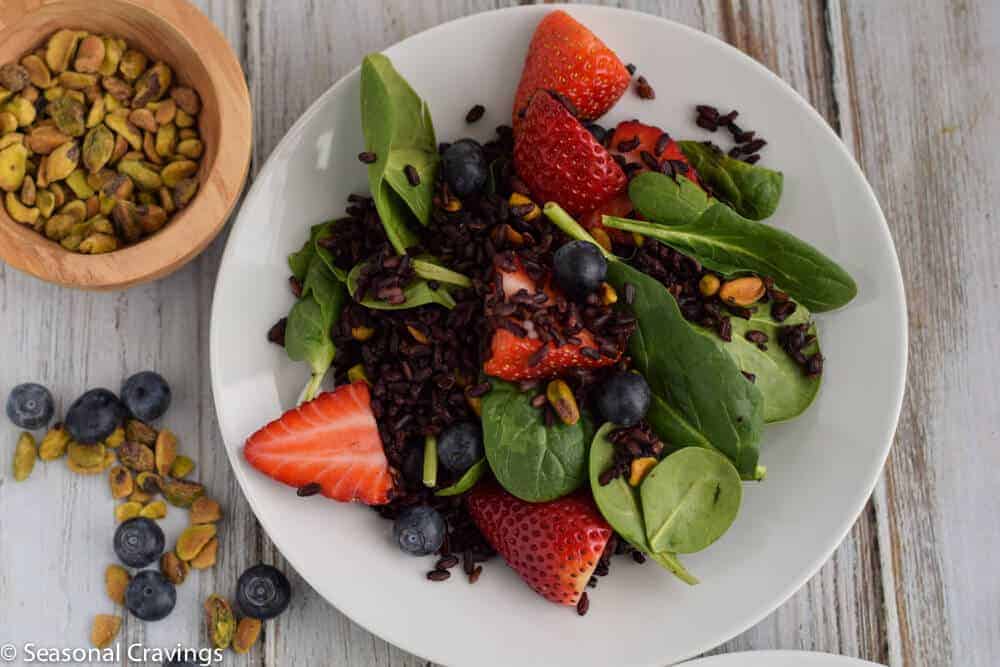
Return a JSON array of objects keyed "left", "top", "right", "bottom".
[{"left": 1, "top": 1, "right": 997, "bottom": 665}]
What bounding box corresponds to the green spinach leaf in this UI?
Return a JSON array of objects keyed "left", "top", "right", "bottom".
[
  {"left": 360, "top": 54, "right": 438, "bottom": 253},
  {"left": 606, "top": 260, "right": 765, "bottom": 478},
  {"left": 435, "top": 459, "right": 487, "bottom": 497},
  {"left": 288, "top": 238, "right": 317, "bottom": 282},
  {"left": 604, "top": 203, "right": 858, "bottom": 312},
  {"left": 701, "top": 303, "right": 821, "bottom": 422},
  {"left": 289, "top": 221, "right": 348, "bottom": 283},
  {"left": 588, "top": 424, "right": 698, "bottom": 584},
  {"left": 628, "top": 171, "right": 712, "bottom": 225},
  {"left": 641, "top": 447, "right": 742, "bottom": 554},
  {"left": 346, "top": 260, "right": 456, "bottom": 310},
  {"left": 285, "top": 281, "right": 346, "bottom": 402},
  {"left": 482, "top": 380, "right": 592, "bottom": 502},
  {"left": 678, "top": 140, "right": 783, "bottom": 220},
  {"left": 312, "top": 219, "right": 349, "bottom": 282}
]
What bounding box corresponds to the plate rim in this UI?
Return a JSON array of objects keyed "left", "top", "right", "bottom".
[{"left": 210, "top": 5, "right": 908, "bottom": 665}]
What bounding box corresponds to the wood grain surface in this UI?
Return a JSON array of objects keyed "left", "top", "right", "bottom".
[{"left": 1, "top": 1, "right": 996, "bottom": 665}]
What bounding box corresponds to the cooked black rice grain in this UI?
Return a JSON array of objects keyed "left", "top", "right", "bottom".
[
  {"left": 296, "top": 482, "right": 322, "bottom": 497},
  {"left": 745, "top": 154, "right": 761, "bottom": 164},
  {"left": 636, "top": 76, "right": 655, "bottom": 100},
  {"left": 358, "top": 151, "right": 377, "bottom": 163},
  {"left": 576, "top": 592, "right": 590, "bottom": 616},
  {"left": 427, "top": 569, "right": 451, "bottom": 582},
  {"left": 617, "top": 136, "right": 640, "bottom": 152},
  {"left": 267, "top": 318, "right": 287, "bottom": 346},
  {"left": 468, "top": 565, "right": 483, "bottom": 584},
  {"left": 289, "top": 276, "right": 303, "bottom": 298},
  {"left": 654, "top": 132, "right": 671, "bottom": 157},
  {"left": 404, "top": 164, "right": 420, "bottom": 186},
  {"left": 465, "top": 104, "right": 485, "bottom": 123},
  {"left": 436, "top": 555, "right": 459, "bottom": 570},
  {"left": 625, "top": 63, "right": 637, "bottom": 76}
]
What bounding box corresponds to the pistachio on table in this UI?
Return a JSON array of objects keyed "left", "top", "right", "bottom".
[{"left": 0, "top": 28, "right": 205, "bottom": 253}]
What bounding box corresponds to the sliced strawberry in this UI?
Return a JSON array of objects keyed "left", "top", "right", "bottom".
[
  {"left": 514, "top": 90, "right": 626, "bottom": 216},
  {"left": 513, "top": 10, "right": 631, "bottom": 125},
  {"left": 467, "top": 482, "right": 612, "bottom": 606},
  {"left": 243, "top": 382, "right": 395, "bottom": 505},
  {"left": 580, "top": 191, "right": 636, "bottom": 246},
  {"left": 606, "top": 120, "right": 701, "bottom": 185},
  {"left": 484, "top": 259, "right": 619, "bottom": 381}
]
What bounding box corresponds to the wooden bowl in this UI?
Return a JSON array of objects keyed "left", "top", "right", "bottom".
[{"left": 0, "top": 0, "right": 252, "bottom": 290}]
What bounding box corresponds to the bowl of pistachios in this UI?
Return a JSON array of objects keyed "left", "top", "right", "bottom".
[{"left": 0, "top": 0, "right": 251, "bottom": 290}]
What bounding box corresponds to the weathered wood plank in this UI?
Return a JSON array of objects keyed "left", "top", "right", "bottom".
[{"left": 833, "top": 1, "right": 1000, "bottom": 666}]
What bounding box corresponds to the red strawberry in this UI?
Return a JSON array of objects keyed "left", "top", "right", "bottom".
[
  {"left": 243, "top": 382, "right": 395, "bottom": 505},
  {"left": 607, "top": 120, "right": 701, "bottom": 185},
  {"left": 483, "top": 259, "right": 619, "bottom": 381},
  {"left": 514, "top": 90, "right": 627, "bottom": 216},
  {"left": 580, "top": 191, "right": 636, "bottom": 246},
  {"left": 467, "top": 482, "right": 612, "bottom": 606},
  {"left": 513, "top": 10, "right": 631, "bottom": 124}
]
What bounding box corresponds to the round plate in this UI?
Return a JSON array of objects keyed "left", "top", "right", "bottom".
[
  {"left": 683, "top": 651, "right": 884, "bottom": 667},
  {"left": 211, "top": 5, "right": 906, "bottom": 666}
]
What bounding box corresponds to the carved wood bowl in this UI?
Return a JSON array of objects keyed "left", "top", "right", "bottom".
[{"left": 0, "top": 0, "right": 252, "bottom": 290}]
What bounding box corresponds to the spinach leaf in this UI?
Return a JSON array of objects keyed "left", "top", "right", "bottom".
[
  {"left": 604, "top": 203, "right": 858, "bottom": 312},
  {"left": 435, "top": 459, "right": 487, "bottom": 497},
  {"left": 482, "top": 380, "right": 592, "bottom": 502},
  {"left": 288, "top": 237, "right": 317, "bottom": 282},
  {"left": 346, "top": 260, "right": 456, "bottom": 310},
  {"left": 606, "top": 260, "right": 765, "bottom": 478},
  {"left": 289, "top": 221, "right": 348, "bottom": 283},
  {"left": 628, "top": 171, "right": 712, "bottom": 225},
  {"left": 360, "top": 54, "right": 438, "bottom": 254},
  {"left": 641, "top": 447, "right": 742, "bottom": 554},
  {"left": 678, "top": 140, "right": 783, "bottom": 220},
  {"left": 589, "top": 424, "right": 698, "bottom": 584},
  {"left": 312, "top": 220, "right": 349, "bottom": 282},
  {"left": 701, "top": 303, "right": 821, "bottom": 422},
  {"left": 411, "top": 257, "right": 472, "bottom": 288},
  {"left": 302, "top": 257, "right": 344, "bottom": 322},
  {"left": 285, "top": 281, "right": 346, "bottom": 403},
  {"left": 545, "top": 202, "right": 765, "bottom": 478}
]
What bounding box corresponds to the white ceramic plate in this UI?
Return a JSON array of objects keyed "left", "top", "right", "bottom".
[
  {"left": 210, "top": 5, "right": 906, "bottom": 666},
  {"left": 683, "top": 651, "right": 884, "bottom": 667}
]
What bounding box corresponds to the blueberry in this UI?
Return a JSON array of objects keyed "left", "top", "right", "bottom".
[
  {"left": 595, "top": 372, "right": 652, "bottom": 427},
  {"left": 236, "top": 564, "right": 292, "bottom": 620},
  {"left": 121, "top": 371, "right": 172, "bottom": 422},
  {"left": 442, "top": 139, "right": 488, "bottom": 197},
  {"left": 6, "top": 383, "right": 54, "bottom": 430},
  {"left": 437, "top": 421, "right": 483, "bottom": 474},
  {"left": 553, "top": 240, "right": 608, "bottom": 302},
  {"left": 125, "top": 570, "right": 176, "bottom": 621},
  {"left": 65, "top": 388, "right": 125, "bottom": 444},
  {"left": 584, "top": 123, "right": 607, "bottom": 144},
  {"left": 393, "top": 505, "right": 446, "bottom": 556},
  {"left": 114, "top": 517, "right": 165, "bottom": 568}
]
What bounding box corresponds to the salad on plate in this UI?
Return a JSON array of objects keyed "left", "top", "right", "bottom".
[{"left": 244, "top": 9, "right": 857, "bottom": 615}]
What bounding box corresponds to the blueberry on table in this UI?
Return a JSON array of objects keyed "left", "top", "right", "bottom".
[
  {"left": 65, "top": 388, "right": 126, "bottom": 444},
  {"left": 125, "top": 570, "right": 176, "bottom": 621},
  {"left": 554, "top": 240, "right": 608, "bottom": 302},
  {"left": 595, "top": 372, "right": 652, "bottom": 427},
  {"left": 442, "top": 139, "right": 488, "bottom": 197},
  {"left": 121, "top": 371, "right": 172, "bottom": 422},
  {"left": 5, "top": 382, "right": 54, "bottom": 430},
  {"left": 437, "top": 421, "right": 484, "bottom": 474},
  {"left": 393, "top": 505, "right": 446, "bottom": 557},
  {"left": 236, "top": 564, "right": 292, "bottom": 619},
  {"left": 114, "top": 517, "right": 165, "bottom": 568}
]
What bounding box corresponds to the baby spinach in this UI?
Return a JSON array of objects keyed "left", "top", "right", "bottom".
[
  {"left": 289, "top": 220, "right": 348, "bottom": 283},
  {"left": 588, "top": 424, "right": 698, "bottom": 585},
  {"left": 607, "top": 260, "right": 765, "bottom": 478},
  {"left": 641, "top": 447, "right": 742, "bottom": 554},
  {"left": 360, "top": 54, "right": 439, "bottom": 254},
  {"left": 482, "top": 380, "right": 592, "bottom": 502},
  {"left": 678, "top": 140, "right": 783, "bottom": 220},
  {"left": 628, "top": 171, "right": 712, "bottom": 225},
  {"left": 435, "top": 459, "right": 487, "bottom": 497},
  {"left": 603, "top": 203, "right": 858, "bottom": 312},
  {"left": 546, "top": 202, "right": 764, "bottom": 478},
  {"left": 285, "top": 259, "right": 347, "bottom": 402},
  {"left": 702, "top": 304, "right": 821, "bottom": 423},
  {"left": 346, "top": 260, "right": 456, "bottom": 310}
]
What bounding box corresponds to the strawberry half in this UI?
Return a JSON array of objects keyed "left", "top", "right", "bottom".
[
  {"left": 483, "top": 259, "right": 619, "bottom": 381},
  {"left": 513, "top": 10, "right": 630, "bottom": 124},
  {"left": 607, "top": 119, "right": 701, "bottom": 185},
  {"left": 467, "top": 482, "right": 612, "bottom": 606},
  {"left": 243, "top": 382, "right": 395, "bottom": 505},
  {"left": 514, "top": 90, "right": 627, "bottom": 216}
]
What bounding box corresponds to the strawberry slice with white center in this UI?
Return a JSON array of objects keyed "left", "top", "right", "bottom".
[{"left": 243, "top": 382, "right": 395, "bottom": 505}]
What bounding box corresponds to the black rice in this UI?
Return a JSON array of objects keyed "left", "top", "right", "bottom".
[
  {"left": 267, "top": 318, "right": 287, "bottom": 346},
  {"left": 465, "top": 104, "right": 485, "bottom": 123},
  {"left": 358, "top": 151, "right": 377, "bottom": 163}
]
